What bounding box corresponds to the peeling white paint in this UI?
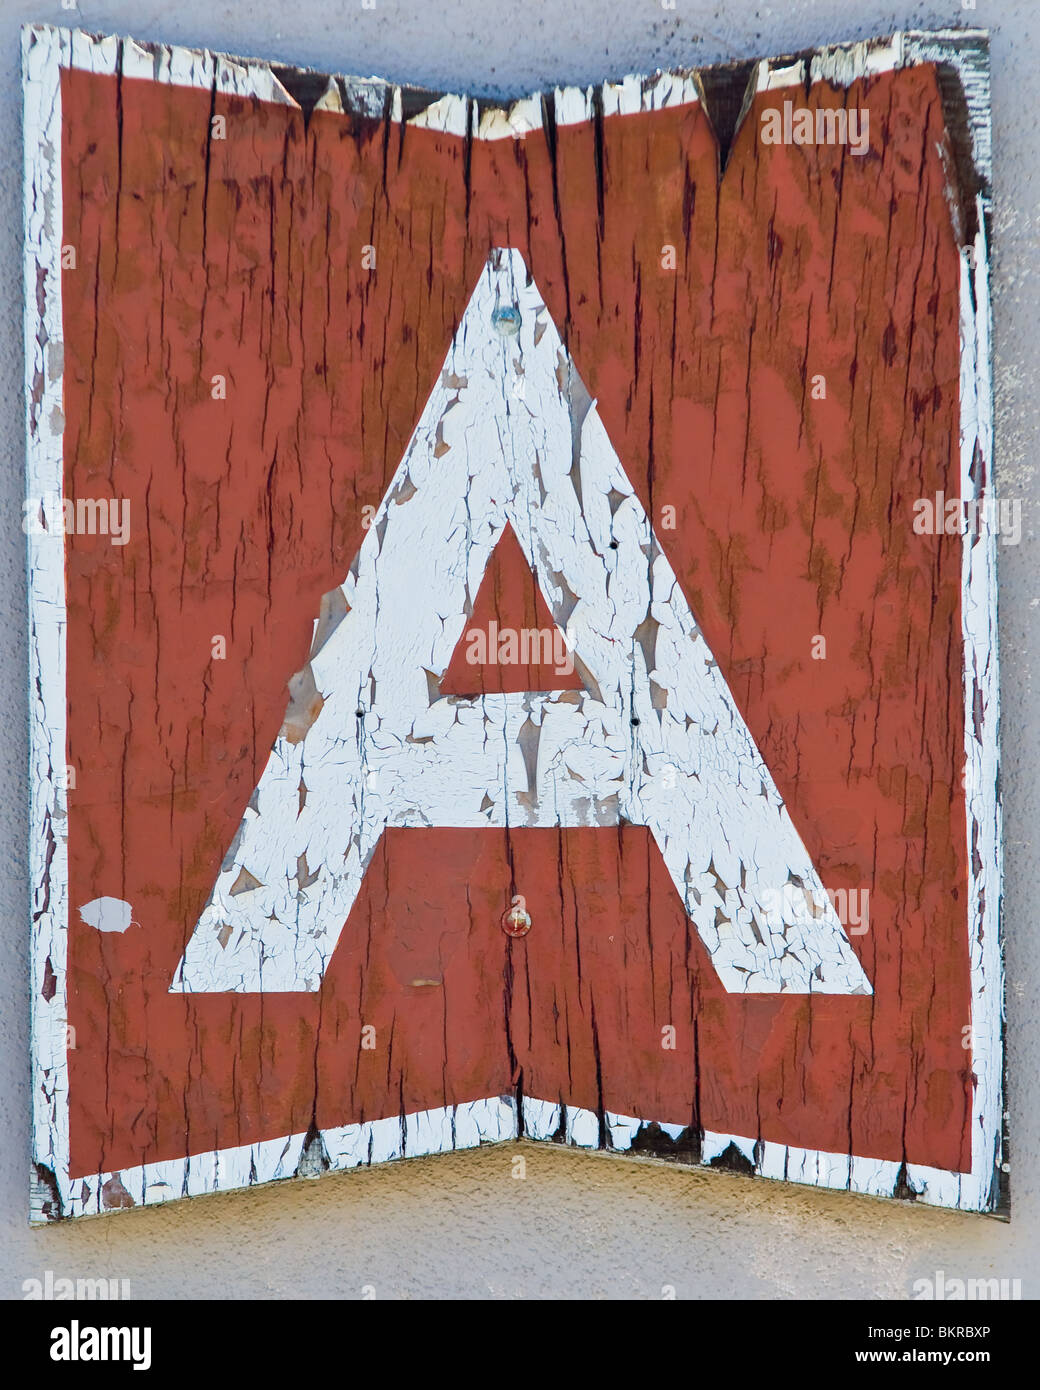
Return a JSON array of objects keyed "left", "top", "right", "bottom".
[
  {"left": 408, "top": 91, "right": 474, "bottom": 137},
  {"left": 173, "top": 248, "right": 871, "bottom": 999},
  {"left": 313, "top": 78, "right": 344, "bottom": 115},
  {"left": 755, "top": 58, "right": 806, "bottom": 92},
  {"left": 477, "top": 95, "right": 542, "bottom": 140},
  {"left": 920, "top": 208, "right": 1003, "bottom": 1214},
  {"left": 24, "top": 20, "right": 77, "bottom": 1227}
]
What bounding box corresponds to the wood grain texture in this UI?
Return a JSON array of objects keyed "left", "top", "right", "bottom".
[{"left": 24, "top": 23, "right": 1003, "bottom": 1220}]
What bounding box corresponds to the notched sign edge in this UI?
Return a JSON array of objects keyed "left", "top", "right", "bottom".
[{"left": 22, "top": 23, "right": 1003, "bottom": 1221}]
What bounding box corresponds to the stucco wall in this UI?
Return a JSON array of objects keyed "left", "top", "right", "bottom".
[{"left": 2, "top": 0, "right": 1036, "bottom": 1299}]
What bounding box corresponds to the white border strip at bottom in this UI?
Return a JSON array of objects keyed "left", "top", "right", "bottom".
[{"left": 38, "top": 1095, "right": 990, "bottom": 1223}]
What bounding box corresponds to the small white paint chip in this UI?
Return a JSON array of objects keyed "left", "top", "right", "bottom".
[
  {"left": 477, "top": 96, "right": 542, "bottom": 140},
  {"left": 408, "top": 92, "right": 473, "bottom": 138},
  {"left": 756, "top": 58, "right": 806, "bottom": 92},
  {"left": 313, "top": 78, "right": 344, "bottom": 114},
  {"left": 78, "top": 897, "right": 136, "bottom": 933},
  {"left": 553, "top": 85, "right": 594, "bottom": 127}
]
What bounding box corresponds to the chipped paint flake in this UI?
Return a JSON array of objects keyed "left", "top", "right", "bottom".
[{"left": 78, "top": 897, "right": 136, "bottom": 933}]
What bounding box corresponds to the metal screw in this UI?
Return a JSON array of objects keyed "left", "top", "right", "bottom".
[{"left": 501, "top": 894, "right": 531, "bottom": 937}]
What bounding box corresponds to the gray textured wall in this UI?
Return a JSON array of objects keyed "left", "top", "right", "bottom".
[{"left": 2, "top": 0, "right": 1036, "bottom": 1300}]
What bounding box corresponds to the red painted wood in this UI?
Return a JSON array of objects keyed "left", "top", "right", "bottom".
[
  {"left": 60, "top": 62, "right": 971, "bottom": 1180},
  {"left": 441, "top": 522, "right": 583, "bottom": 694}
]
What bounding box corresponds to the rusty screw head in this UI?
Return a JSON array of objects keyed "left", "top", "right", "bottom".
[{"left": 501, "top": 895, "right": 531, "bottom": 938}]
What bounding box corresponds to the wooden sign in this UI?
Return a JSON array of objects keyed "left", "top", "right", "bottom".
[{"left": 24, "top": 24, "right": 1004, "bottom": 1220}]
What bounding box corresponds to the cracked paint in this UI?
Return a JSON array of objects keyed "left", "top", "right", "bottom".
[
  {"left": 25, "top": 23, "right": 1003, "bottom": 1220},
  {"left": 174, "top": 249, "right": 871, "bottom": 998}
]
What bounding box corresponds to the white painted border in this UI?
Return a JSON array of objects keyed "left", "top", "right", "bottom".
[
  {"left": 945, "top": 207, "right": 1004, "bottom": 1215},
  {"left": 24, "top": 22, "right": 78, "bottom": 1226},
  {"left": 24, "top": 24, "right": 1002, "bottom": 1220}
]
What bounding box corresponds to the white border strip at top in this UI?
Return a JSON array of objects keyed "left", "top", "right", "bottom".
[{"left": 24, "top": 23, "right": 1002, "bottom": 1220}]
